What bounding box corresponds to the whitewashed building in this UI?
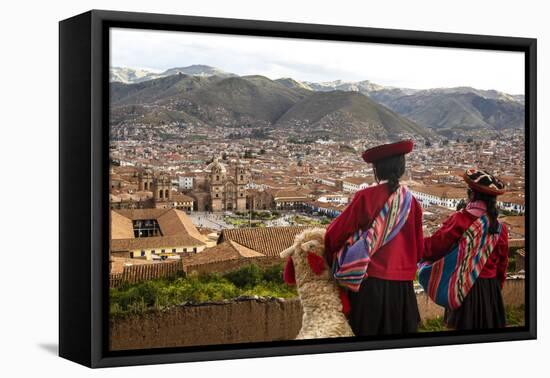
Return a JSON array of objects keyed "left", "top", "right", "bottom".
[
  {"left": 409, "top": 185, "right": 464, "bottom": 210},
  {"left": 341, "top": 177, "right": 372, "bottom": 193},
  {"left": 178, "top": 176, "right": 194, "bottom": 190},
  {"left": 317, "top": 194, "right": 349, "bottom": 205}
]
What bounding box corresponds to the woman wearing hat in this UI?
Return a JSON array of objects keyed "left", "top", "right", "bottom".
[
  {"left": 423, "top": 168, "right": 509, "bottom": 330},
  {"left": 325, "top": 140, "right": 424, "bottom": 336}
]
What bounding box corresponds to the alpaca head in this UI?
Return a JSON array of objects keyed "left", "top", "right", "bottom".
[{"left": 280, "top": 228, "right": 329, "bottom": 285}]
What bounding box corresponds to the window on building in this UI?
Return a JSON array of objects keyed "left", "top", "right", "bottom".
[
  {"left": 172, "top": 248, "right": 176, "bottom": 253},
  {"left": 183, "top": 248, "right": 187, "bottom": 252},
  {"left": 133, "top": 219, "right": 162, "bottom": 238},
  {"left": 193, "top": 247, "right": 197, "bottom": 253},
  {"left": 141, "top": 250, "right": 145, "bottom": 257},
  {"left": 216, "top": 175, "right": 219, "bottom": 181},
  {"left": 159, "top": 190, "right": 164, "bottom": 199},
  {"left": 161, "top": 249, "right": 165, "bottom": 253},
  {"left": 165, "top": 189, "right": 169, "bottom": 198},
  {"left": 130, "top": 252, "right": 134, "bottom": 258}
]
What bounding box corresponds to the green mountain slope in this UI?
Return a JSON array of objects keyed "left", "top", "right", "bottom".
[{"left": 276, "top": 91, "right": 433, "bottom": 138}]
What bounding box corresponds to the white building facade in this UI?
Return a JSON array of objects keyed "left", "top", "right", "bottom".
[
  {"left": 409, "top": 189, "right": 462, "bottom": 210},
  {"left": 178, "top": 176, "right": 194, "bottom": 190}
]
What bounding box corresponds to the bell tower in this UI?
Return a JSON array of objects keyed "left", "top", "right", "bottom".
[
  {"left": 208, "top": 158, "right": 226, "bottom": 212},
  {"left": 235, "top": 162, "right": 249, "bottom": 211},
  {"left": 153, "top": 173, "right": 172, "bottom": 209},
  {"left": 138, "top": 170, "right": 153, "bottom": 191}
]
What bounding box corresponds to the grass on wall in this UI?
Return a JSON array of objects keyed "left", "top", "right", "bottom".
[{"left": 110, "top": 263, "right": 297, "bottom": 317}]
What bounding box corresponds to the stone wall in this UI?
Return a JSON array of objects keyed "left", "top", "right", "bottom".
[
  {"left": 501, "top": 278, "right": 525, "bottom": 307},
  {"left": 110, "top": 298, "right": 302, "bottom": 351},
  {"left": 110, "top": 279, "right": 525, "bottom": 351},
  {"left": 416, "top": 277, "right": 525, "bottom": 320}
]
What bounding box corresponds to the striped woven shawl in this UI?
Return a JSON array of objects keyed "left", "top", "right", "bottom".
[
  {"left": 332, "top": 185, "right": 413, "bottom": 292},
  {"left": 418, "top": 215, "right": 502, "bottom": 310}
]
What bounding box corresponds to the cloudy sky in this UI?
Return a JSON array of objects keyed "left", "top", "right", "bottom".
[{"left": 111, "top": 28, "right": 525, "bottom": 95}]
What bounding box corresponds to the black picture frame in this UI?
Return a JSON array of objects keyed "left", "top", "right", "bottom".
[{"left": 59, "top": 9, "right": 537, "bottom": 368}]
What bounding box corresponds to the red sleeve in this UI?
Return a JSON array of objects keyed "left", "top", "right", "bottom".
[
  {"left": 414, "top": 200, "right": 424, "bottom": 262},
  {"left": 324, "top": 191, "right": 373, "bottom": 265},
  {"left": 496, "top": 224, "right": 509, "bottom": 288},
  {"left": 423, "top": 212, "right": 470, "bottom": 261}
]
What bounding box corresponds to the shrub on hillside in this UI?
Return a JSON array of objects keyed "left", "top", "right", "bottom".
[
  {"left": 223, "top": 264, "right": 264, "bottom": 288},
  {"left": 261, "top": 263, "right": 284, "bottom": 284}
]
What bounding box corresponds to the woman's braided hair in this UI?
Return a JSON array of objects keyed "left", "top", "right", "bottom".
[
  {"left": 468, "top": 188, "right": 500, "bottom": 234},
  {"left": 373, "top": 154, "right": 406, "bottom": 193}
]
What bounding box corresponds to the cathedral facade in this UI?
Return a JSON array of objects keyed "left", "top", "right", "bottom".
[{"left": 205, "top": 158, "right": 249, "bottom": 212}]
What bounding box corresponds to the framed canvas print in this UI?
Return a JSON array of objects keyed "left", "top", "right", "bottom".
[{"left": 59, "top": 10, "right": 536, "bottom": 368}]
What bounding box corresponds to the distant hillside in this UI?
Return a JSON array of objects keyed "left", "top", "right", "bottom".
[
  {"left": 300, "top": 80, "right": 524, "bottom": 131},
  {"left": 275, "top": 78, "right": 314, "bottom": 91},
  {"left": 161, "top": 65, "right": 236, "bottom": 78},
  {"left": 111, "top": 73, "right": 432, "bottom": 139},
  {"left": 110, "top": 65, "right": 235, "bottom": 84},
  {"left": 110, "top": 74, "right": 310, "bottom": 127},
  {"left": 110, "top": 67, "right": 163, "bottom": 84},
  {"left": 110, "top": 104, "right": 206, "bottom": 127},
  {"left": 276, "top": 91, "right": 433, "bottom": 139},
  {"left": 183, "top": 75, "right": 310, "bottom": 124},
  {"left": 305, "top": 79, "right": 386, "bottom": 94},
  {"left": 111, "top": 74, "right": 221, "bottom": 105},
  {"left": 110, "top": 64, "right": 523, "bottom": 137},
  {"left": 368, "top": 90, "right": 525, "bottom": 131}
]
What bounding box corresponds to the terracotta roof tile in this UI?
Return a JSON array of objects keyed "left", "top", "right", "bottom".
[
  {"left": 342, "top": 176, "right": 374, "bottom": 185},
  {"left": 111, "top": 211, "right": 134, "bottom": 239},
  {"left": 111, "top": 209, "right": 207, "bottom": 251},
  {"left": 219, "top": 226, "right": 319, "bottom": 257},
  {"left": 114, "top": 208, "right": 172, "bottom": 221},
  {"left": 111, "top": 234, "right": 205, "bottom": 252},
  {"left": 182, "top": 241, "right": 246, "bottom": 267},
  {"left": 172, "top": 193, "right": 194, "bottom": 202}
]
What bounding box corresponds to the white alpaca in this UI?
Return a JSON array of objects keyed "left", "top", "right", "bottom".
[{"left": 280, "top": 228, "right": 354, "bottom": 339}]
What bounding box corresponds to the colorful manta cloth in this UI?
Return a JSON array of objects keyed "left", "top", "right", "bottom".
[
  {"left": 332, "top": 185, "right": 413, "bottom": 292},
  {"left": 418, "top": 215, "right": 502, "bottom": 310}
]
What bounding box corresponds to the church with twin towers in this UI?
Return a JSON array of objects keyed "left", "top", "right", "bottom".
[{"left": 205, "top": 158, "right": 249, "bottom": 212}]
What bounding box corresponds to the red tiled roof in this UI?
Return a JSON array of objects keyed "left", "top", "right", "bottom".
[
  {"left": 110, "top": 234, "right": 205, "bottom": 252},
  {"left": 219, "top": 226, "right": 319, "bottom": 257},
  {"left": 182, "top": 240, "right": 263, "bottom": 267},
  {"left": 111, "top": 208, "right": 207, "bottom": 251}
]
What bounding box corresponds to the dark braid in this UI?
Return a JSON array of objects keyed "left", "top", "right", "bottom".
[
  {"left": 472, "top": 190, "right": 500, "bottom": 234},
  {"left": 373, "top": 155, "right": 406, "bottom": 193}
]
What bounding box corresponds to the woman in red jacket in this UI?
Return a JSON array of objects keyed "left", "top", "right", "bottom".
[
  {"left": 423, "top": 168, "right": 509, "bottom": 330},
  {"left": 325, "top": 140, "right": 424, "bottom": 336}
]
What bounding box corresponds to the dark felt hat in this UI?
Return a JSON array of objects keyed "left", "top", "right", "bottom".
[
  {"left": 362, "top": 140, "right": 414, "bottom": 163},
  {"left": 463, "top": 168, "right": 506, "bottom": 196}
]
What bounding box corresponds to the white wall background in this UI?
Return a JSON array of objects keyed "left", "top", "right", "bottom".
[{"left": 0, "top": 0, "right": 547, "bottom": 375}]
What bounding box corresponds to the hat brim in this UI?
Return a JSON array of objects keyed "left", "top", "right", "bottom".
[
  {"left": 362, "top": 140, "right": 414, "bottom": 163},
  {"left": 463, "top": 174, "right": 506, "bottom": 196}
]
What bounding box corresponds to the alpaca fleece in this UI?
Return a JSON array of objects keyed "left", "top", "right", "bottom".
[{"left": 282, "top": 228, "right": 354, "bottom": 339}]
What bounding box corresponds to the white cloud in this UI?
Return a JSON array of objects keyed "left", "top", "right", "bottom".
[{"left": 111, "top": 28, "right": 525, "bottom": 94}]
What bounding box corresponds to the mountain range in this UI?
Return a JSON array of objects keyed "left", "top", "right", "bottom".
[
  {"left": 110, "top": 65, "right": 525, "bottom": 137},
  {"left": 110, "top": 65, "right": 235, "bottom": 84}
]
